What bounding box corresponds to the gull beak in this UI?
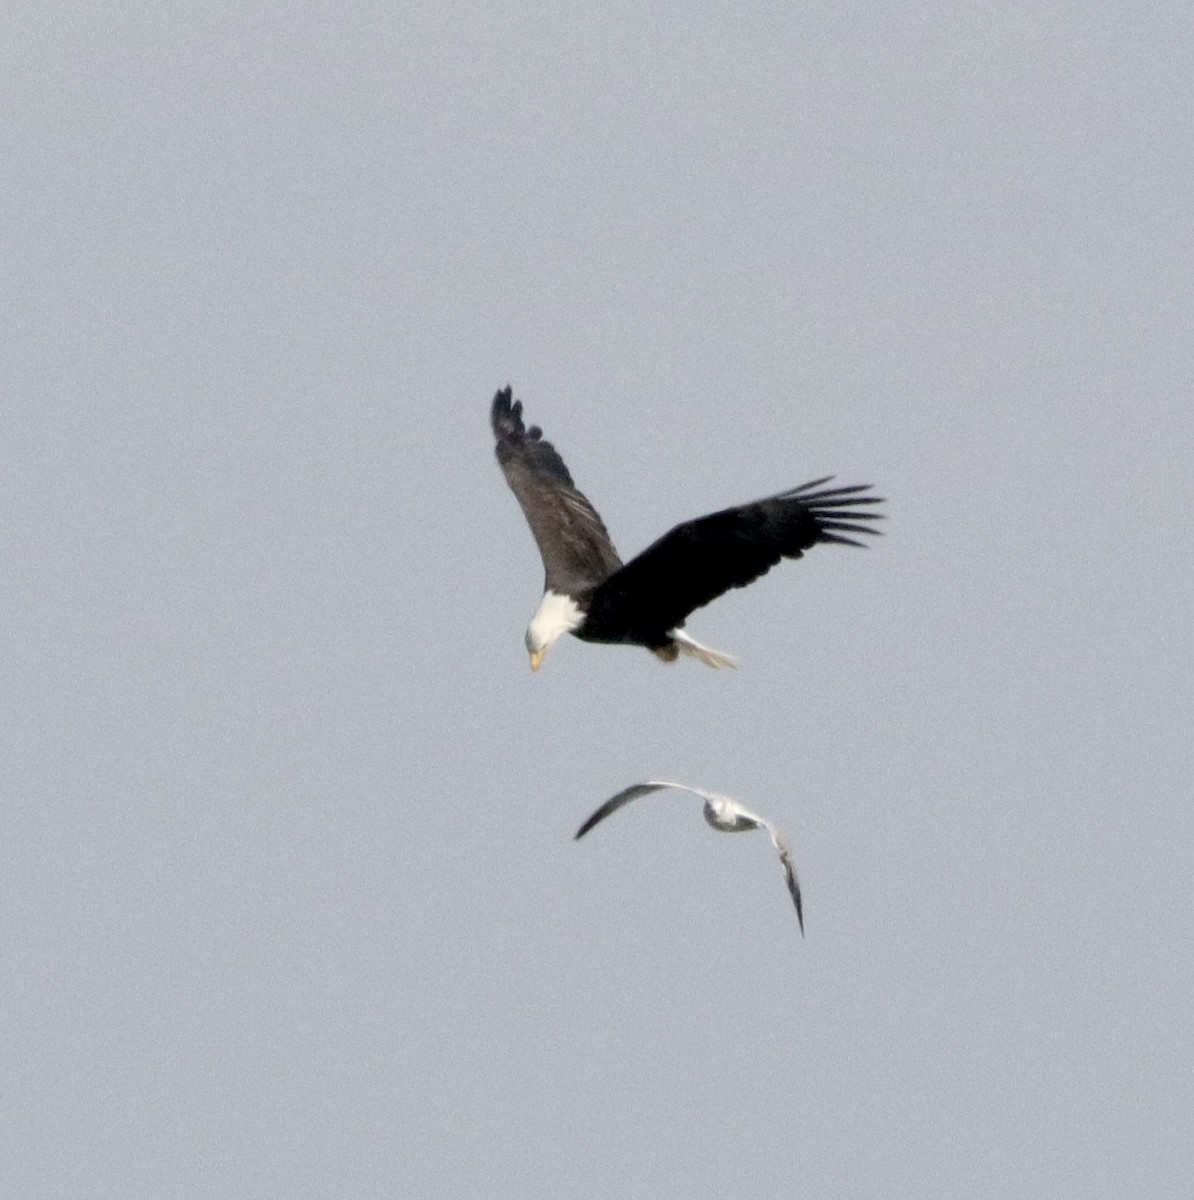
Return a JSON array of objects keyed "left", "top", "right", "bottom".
[{"left": 529, "top": 649, "right": 544, "bottom": 672}]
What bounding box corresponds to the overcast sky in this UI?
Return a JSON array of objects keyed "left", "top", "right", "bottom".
[{"left": 4, "top": 3, "right": 1192, "bottom": 1197}]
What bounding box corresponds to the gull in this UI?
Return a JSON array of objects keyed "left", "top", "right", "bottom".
[{"left": 574, "top": 780, "right": 804, "bottom": 934}]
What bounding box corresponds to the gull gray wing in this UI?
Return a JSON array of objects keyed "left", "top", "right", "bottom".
[
  {"left": 573, "top": 780, "right": 683, "bottom": 840},
  {"left": 759, "top": 819, "right": 804, "bottom": 935},
  {"left": 491, "top": 387, "right": 623, "bottom": 595}
]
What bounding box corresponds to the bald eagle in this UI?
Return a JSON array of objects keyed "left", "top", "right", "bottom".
[{"left": 491, "top": 386, "right": 882, "bottom": 670}]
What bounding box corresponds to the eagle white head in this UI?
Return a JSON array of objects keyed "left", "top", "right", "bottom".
[{"left": 525, "top": 590, "right": 584, "bottom": 671}]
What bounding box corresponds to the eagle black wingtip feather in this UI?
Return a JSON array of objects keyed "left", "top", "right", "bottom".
[
  {"left": 491, "top": 385, "right": 547, "bottom": 448},
  {"left": 820, "top": 518, "right": 885, "bottom": 538},
  {"left": 490, "top": 385, "right": 518, "bottom": 433}
]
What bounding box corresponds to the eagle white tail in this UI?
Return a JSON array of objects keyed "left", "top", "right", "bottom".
[{"left": 670, "top": 628, "right": 738, "bottom": 669}]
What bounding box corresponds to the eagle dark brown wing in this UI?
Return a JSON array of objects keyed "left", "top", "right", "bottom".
[
  {"left": 491, "top": 387, "right": 622, "bottom": 596},
  {"left": 587, "top": 478, "right": 883, "bottom": 637}
]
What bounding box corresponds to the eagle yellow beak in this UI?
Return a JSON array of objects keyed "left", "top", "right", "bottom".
[{"left": 529, "top": 649, "right": 544, "bottom": 672}]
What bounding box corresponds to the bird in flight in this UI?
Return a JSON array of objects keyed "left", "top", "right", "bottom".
[
  {"left": 574, "top": 780, "right": 805, "bottom": 934},
  {"left": 491, "top": 386, "right": 883, "bottom": 671}
]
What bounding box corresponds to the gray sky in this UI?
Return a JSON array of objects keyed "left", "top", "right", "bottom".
[{"left": 5, "top": 3, "right": 1192, "bottom": 1196}]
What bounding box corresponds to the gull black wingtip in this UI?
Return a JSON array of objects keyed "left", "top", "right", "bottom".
[{"left": 573, "top": 808, "right": 606, "bottom": 840}]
